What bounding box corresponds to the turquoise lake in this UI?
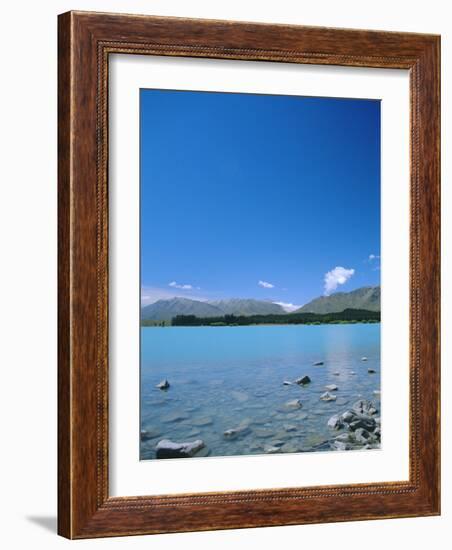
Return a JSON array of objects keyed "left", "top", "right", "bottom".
[{"left": 140, "top": 323, "right": 381, "bottom": 459}]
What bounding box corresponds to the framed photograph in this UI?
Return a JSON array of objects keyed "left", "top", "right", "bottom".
[{"left": 58, "top": 11, "right": 440, "bottom": 538}]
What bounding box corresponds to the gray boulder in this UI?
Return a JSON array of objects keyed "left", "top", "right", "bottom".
[
  {"left": 324, "top": 384, "right": 338, "bottom": 391},
  {"left": 295, "top": 375, "right": 311, "bottom": 385},
  {"left": 331, "top": 440, "right": 351, "bottom": 451},
  {"left": 368, "top": 368, "right": 376, "bottom": 374},
  {"left": 349, "top": 416, "right": 376, "bottom": 432},
  {"left": 341, "top": 410, "right": 359, "bottom": 424},
  {"left": 320, "top": 391, "right": 336, "bottom": 402},
  {"left": 352, "top": 399, "right": 378, "bottom": 416},
  {"left": 156, "top": 439, "right": 204, "bottom": 459},
  {"left": 354, "top": 428, "right": 371, "bottom": 444},
  {"left": 156, "top": 379, "right": 170, "bottom": 390},
  {"left": 327, "top": 414, "right": 343, "bottom": 430}
]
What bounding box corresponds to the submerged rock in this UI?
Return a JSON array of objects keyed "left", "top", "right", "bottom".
[
  {"left": 283, "top": 380, "right": 293, "bottom": 386},
  {"left": 140, "top": 429, "right": 160, "bottom": 441},
  {"left": 336, "top": 398, "right": 350, "bottom": 406},
  {"left": 295, "top": 375, "right": 311, "bottom": 385},
  {"left": 368, "top": 368, "right": 377, "bottom": 374},
  {"left": 161, "top": 411, "right": 189, "bottom": 423},
  {"left": 280, "top": 441, "right": 300, "bottom": 453},
  {"left": 231, "top": 390, "right": 249, "bottom": 402},
  {"left": 264, "top": 445, "right": 281, "bottom": 454},
  {"left": 254, "top": 428, "right": 274, "bottom": 439},
  {"left": 285, "top": 398, "right": 303, "bottom": 410},
  {"left": 274, "top": 429, "right": 290, "bottom": 440},
  {"left": 320, "top": 391, "right": 337, "bottom": 402},
  {"left": 305, "top": 434, "right": 329, "bottom": 448},
  {"left": 284, "top": 424, "right": 297, "bottom": 432},
  {"left": 313, "top": 361, "right": 324, "bottom": 366},
  {"left": 361, "top": 357, "right": 368, "bottom": 361},
  {"left": 333, "top": 371, "right": 340, "bottom": 376},
  {"left": 191, "top": 416, "right": 214, "bottom": 426},
  {"left": 156, "top": 439, "right": 205, "bottom": 459},
  {"left": 156, "top": 379, "right": 170, "bottom": 390},
  {"left": 224, "top": 422, "right": 251, "bottom": 440},
  {"left": 324, "top": 384, "right": 338, "bottom": 392}
]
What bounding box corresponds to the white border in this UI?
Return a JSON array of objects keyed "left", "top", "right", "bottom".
[{"left": 109, "top": 55, "right": 410, "bottom": 497}]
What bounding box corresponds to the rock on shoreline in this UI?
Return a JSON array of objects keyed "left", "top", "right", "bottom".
[
  {"left": 156, "top": 438, "right": 205, "bottom": 459},
  {"left": 327, "top": 399, "right": 380, "bottom": 451}
]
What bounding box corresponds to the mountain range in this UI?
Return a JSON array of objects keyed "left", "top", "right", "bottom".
[
  {"left": 141, "top": 297, "right": 285, "bottom": 321},
  {"left": 296, "top": 286, "right": 380, "bottom": 314},
  {"left": 141, "top": 286, "right": 381, "bottom": 321}
]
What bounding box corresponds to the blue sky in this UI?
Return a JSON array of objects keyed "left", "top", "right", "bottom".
[{"left": 140, "top": 89, "right": 380, "bottom": 310}]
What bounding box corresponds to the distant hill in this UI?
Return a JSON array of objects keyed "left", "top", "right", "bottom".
[
  {"left": 296, "top": 286, "right": 380, "bottom": 314},
  {"left": 141, "top": 297, "right": 285, "bottom": 321},
  {"left": 141, "top": 288, "right": 380, "bottom": 321},
  {"left": 141, "top": 298, "right": 223, "bottom": 321},
  {"left": 208, "top": 298, "right": 285, "bottom": 316}
]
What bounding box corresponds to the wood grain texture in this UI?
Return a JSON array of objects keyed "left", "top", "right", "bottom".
[
  {"left": 57, "top": 10, "right": 72, "bottom": 538},
  {"left": 57, "top": 11, "right": 440, "bottom": 539}
]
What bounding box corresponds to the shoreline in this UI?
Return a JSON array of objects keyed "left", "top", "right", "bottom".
[{"left": 141, "top": 321, "right": 381, "bottom": 328}]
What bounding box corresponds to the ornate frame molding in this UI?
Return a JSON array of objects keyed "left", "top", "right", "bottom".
[{"left": 58, "top": 11, "right": 440, "bottom": 538}]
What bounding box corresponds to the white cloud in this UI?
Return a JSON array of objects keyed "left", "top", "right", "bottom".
[
  {"left": 368, "top": 254, "right": 380, "bottom": 261},
  {"left": 324, "top": 266, "right": 355, "bottom": 295},
  {"left": 258, "top": 280, "right": 274, "bottom": 289},
  {"left": 169, "top": 281, "right": 194, "bottom": 290},
  {"left": 273, "top": 301, "right": 301, "bottom": 312}
]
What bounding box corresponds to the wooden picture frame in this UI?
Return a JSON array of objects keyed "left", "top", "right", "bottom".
[{"left": 58, "top": 11, "right": 440, "bottom": 539}]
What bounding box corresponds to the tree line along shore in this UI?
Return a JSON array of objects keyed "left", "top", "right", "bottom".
[{"left": 141, "top": 308, "right": 380, "bottom": 327}]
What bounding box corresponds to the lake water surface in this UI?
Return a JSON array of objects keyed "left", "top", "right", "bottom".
[{"left": 140, "top": 324, "right": 380, "bottom": 459}]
